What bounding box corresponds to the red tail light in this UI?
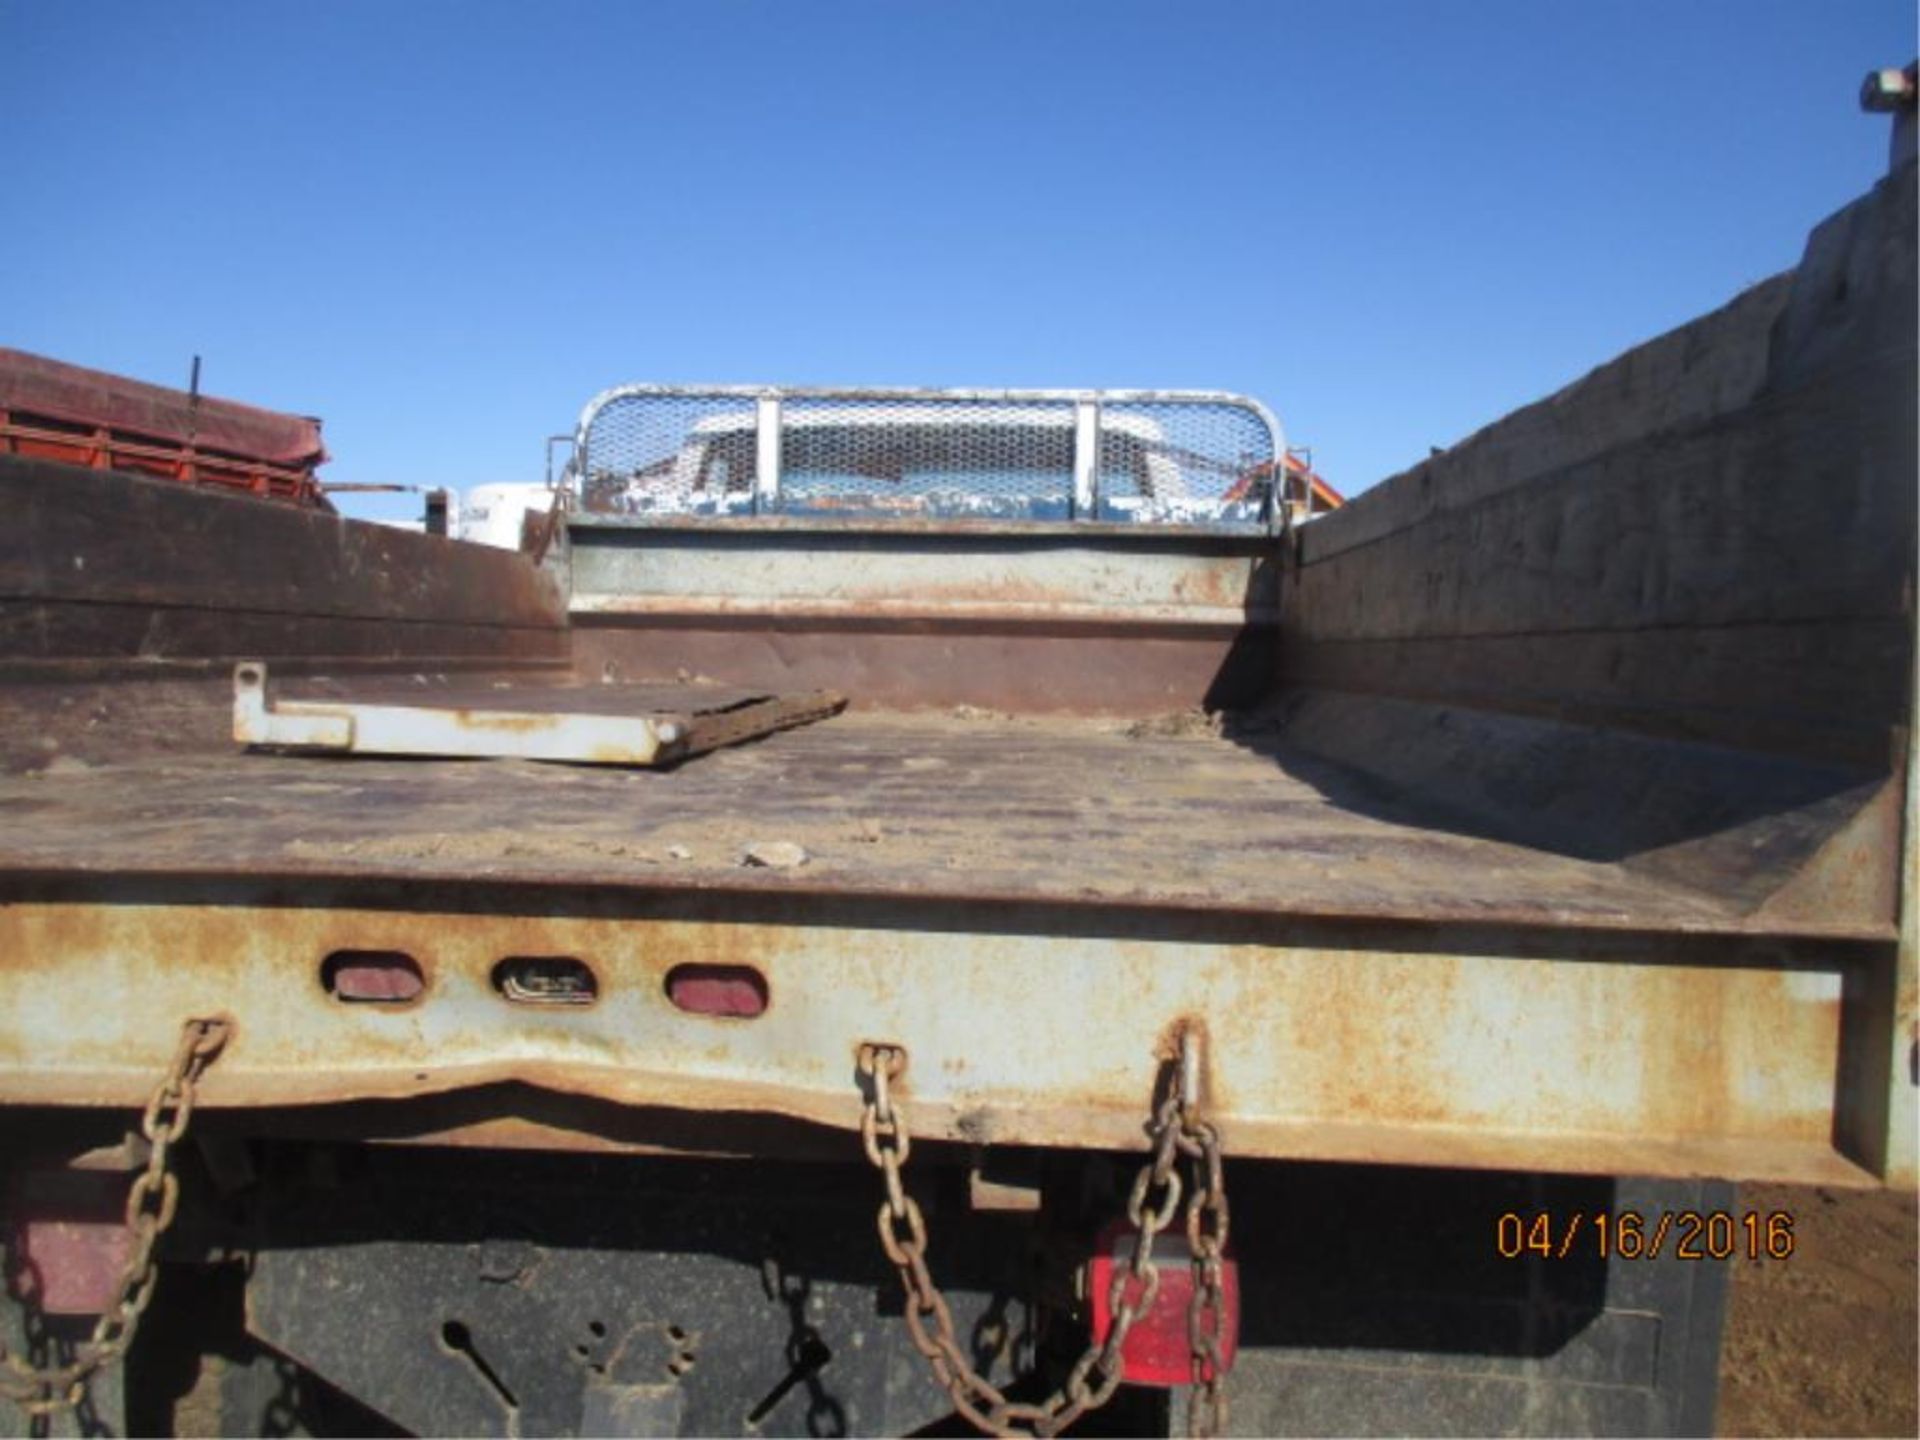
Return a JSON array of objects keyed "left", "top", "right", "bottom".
[
  {"left": 665, "top": 963, "right": 769, "bottom": 1018},
  {"left": 1086, "top": 1220, "right": 1239, "bottom": 1387}
]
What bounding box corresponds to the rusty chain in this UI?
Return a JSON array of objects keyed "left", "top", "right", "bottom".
[
  {"left": 1180, "top": 1115, "right": 1230, "bottom": 1438},
  {"left": 857, "top": 1039, "right": 1230, "bottom": 1439},
  {"left": 0, "top": 1017, "right": 232, "bottom": 1420}
]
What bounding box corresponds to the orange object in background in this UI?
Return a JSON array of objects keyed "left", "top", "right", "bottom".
[
  {"left": 0, "top": 347, "right": 331, "bottom": 510},
  {"left": 1223, "top": 449, "right": 1343, "bottom": 521}
]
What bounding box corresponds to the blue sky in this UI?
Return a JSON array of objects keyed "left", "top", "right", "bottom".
[{"left": 2, "top": 1, "right": 1911, "bottom": 521}]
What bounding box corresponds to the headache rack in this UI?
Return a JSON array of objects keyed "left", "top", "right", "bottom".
[{"left": 565, "top": 384, "right": 1292, "bottom": 530}]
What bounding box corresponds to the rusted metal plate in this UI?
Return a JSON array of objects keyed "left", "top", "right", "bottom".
[
  {"left": 0, "top": 701, "right": 1902, "bottom": 1181},
  {"left": 231, "top": 663, "right": 844, "bottom": 767},
  {"left": 570, "top": 619, "right": 1274, "bottom": 715},
  {"left": 0, "top": 892, "right": 1879, "bottom": 1185},
  {"left": 0, "top": 684, "right": 1905, "bottom": 1184},
  {"left": 563, "top": 520, "right": 1281, "bottom": 713},
  {"left": 0, "top": 454, "right": 567, "bottom": 669},
  {"left": 0, "top": 707, "right": 1901, "bottom": 940},
  {"left": 566, "top": 522, "right": 1277, "bottom": 620},
  {"left": 0, "top": 712, "right": 1850, "bottom": 937},
  {"left": 568, "top": 614, "right": 1274, "bottom": 718},
  {"left": 0, "top": 456, "right": 563, "bottom": 624}
]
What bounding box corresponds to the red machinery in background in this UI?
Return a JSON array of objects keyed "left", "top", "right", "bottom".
[{"left": 0, "top": 347, "right": 331, "bottom": 510}]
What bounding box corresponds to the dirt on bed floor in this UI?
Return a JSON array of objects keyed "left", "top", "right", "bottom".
[{"left": 1717, "top": 1181, "right": 1917, "bottom": 1437}]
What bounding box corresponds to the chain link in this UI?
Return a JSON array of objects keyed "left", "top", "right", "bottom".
[
  {"left": 0, "top": 1017, "right": 232, "bottom": 1419},
  {"left": 856, "top": 1039, "right": 1229, "bottom": 1439},
  {"left": 1182, "top": 1118, "right": 1230, "bottom": 1438}
]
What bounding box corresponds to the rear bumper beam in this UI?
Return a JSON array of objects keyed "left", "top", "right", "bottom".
[{"left": 0, "top": 884, "right": 1894, "bottom": 1187}]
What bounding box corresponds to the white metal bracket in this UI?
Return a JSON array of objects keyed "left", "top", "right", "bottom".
[{"left": 231, "top": 663, "right": 843, "bottom": 767}]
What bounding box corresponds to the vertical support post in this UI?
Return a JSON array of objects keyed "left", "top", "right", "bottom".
[
  {"left": 1072, "top": 398, "right": 1099, "bottom": 520},
  {"left": 545, "top": 434, "right": 575, "bottom": 493},
  {"left": 755, "top": 395, "right": 782, "bottom": 515},
  {"left": 1890, "top": 495, "right": 1920, "bottom": 1187},
  {"left": 1257, "top": 406, "right": 1289, "bottom": 537}
]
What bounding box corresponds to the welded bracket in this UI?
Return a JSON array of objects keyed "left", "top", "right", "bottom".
[{"left": 232, "top": 662, "right": 843, "bottom": 767}]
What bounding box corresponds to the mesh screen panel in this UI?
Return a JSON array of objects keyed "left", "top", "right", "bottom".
[
  {"left": 577, "top": 388, "right": 1278, "bottom": 526},
  {"left": 778, "top": 397, "right": 1078, "bottom": 520},
  {"left": 579, "top": 393, "right": 758, "bottom": 517},
  {"left": 1096, "top": 400, "right": 1274, "bottom": 525}
]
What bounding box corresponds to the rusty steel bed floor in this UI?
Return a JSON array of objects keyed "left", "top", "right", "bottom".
[{"left": 0, "top": 703, "right": 1840, "bottom": 937}]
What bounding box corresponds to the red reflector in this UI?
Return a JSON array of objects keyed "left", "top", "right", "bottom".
[
  {"left": 13, "top": 1171, "right": 134, "bottom": 1316},
  {"left": 20, "top": 1218, "right": 131, "bottom": 1315},
  {"left": 665, "top": 964, "right": 768, "bottom": 1018},
  {"left": 1087, "top": 1221, "right": 1239, "bottom": 1387},
  {"left": 323, "top": 950, "right": 425, "bottom": 1003}
]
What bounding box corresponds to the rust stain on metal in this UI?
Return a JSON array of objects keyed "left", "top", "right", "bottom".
[
  {"left": 1168, "top": 565, "right": 1253, "bottom": 611},
  {"left": 0, "top": 897, "right": 1870, "bottom": 1184},
  {"left": 568, "top": 627, "right": 1272, "bottom": 714},
  {"left": 569, "top": 594, "right": 1266, "bottom": 628},
  {"left": 448, "top": 708, "right": 565, "bottom": 735},
  {"left": 1154, "top": 1015, "right": 1216, "bottom": 1113},
  {"left": 1756, "top": 776, "right": 1904, "bottom": 929}
]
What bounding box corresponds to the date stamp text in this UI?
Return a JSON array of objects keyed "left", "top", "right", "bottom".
[{"left": 1495, "top": 1209, "right": 1796, "bottom": 1261}]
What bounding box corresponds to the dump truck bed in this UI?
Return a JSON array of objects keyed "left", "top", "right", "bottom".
[
  {"left": 0, "top": 665, "right": 1898, "bottom": 1190},
  {"left": 0, "top": 138, "right": 1914, "bottom": 1440},
  {"left": 0, "top": 164, "right": 1911, "bottom": 1213},
  {"left": 0, "top": 686, "right": 1877, "bottom": 939}
]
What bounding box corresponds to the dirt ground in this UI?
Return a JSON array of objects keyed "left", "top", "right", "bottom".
[{"left": 1717, "top": 1181, "right": 1917, "bottom": 1437}]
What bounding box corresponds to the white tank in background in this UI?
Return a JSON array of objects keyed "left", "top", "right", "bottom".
[{"left": 456, "top": 483, "right": 551, "bottom": 550}]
